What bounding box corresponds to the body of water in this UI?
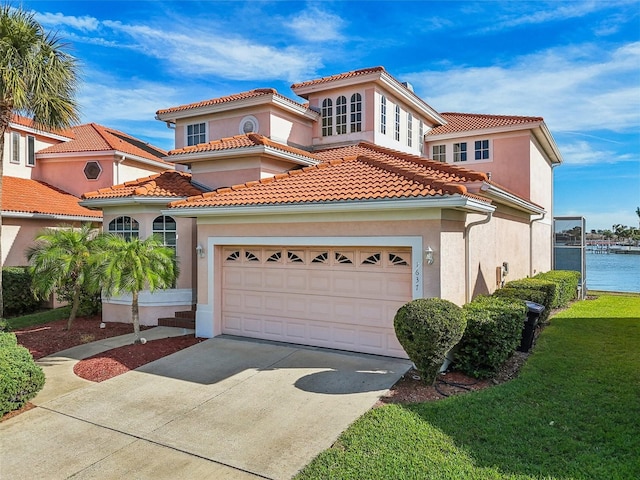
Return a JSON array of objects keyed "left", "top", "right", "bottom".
[{"left": 586, "top": 252, "right": 640, "bottom": 293}]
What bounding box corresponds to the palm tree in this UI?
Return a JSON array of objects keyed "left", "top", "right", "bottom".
[
  {"left": 0, "top": 4, "right": 80, "bottom": 319},
  {"left": 94, "top": 234, "right": 178, "bottom": 343},
  {"left": 26, "top": 224, "right": 99, "bottom": 330}
]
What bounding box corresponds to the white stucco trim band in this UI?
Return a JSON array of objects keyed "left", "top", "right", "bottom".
[
  {"left": 165, "top": 196, "right": 495, "bottom": 219},
  {"left": 102, "top": 288, "right": 192, "bottom": 306},
  {"left": 167, "top": 144, "right": 318, "bottom": 167},
  {"left": 1, "top": 211, "right": 102, "bottom": 222},
  {"left": 196, "top": 235, "right": 423, "bottom": 338},
  {"left": 480, "top": 182, "right": 546, "bottom": 214}
]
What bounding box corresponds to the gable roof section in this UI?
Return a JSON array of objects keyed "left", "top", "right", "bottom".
[
  {"left": 82, "top": 171, "right": 206, "bottom": 200},
  {"left": 10, "top": 113, "right": 75, "bottom": 139},
  {"left": 38, "top": 123, "right": 169, "bottom": 163},
  {"left": 2, "top": 176, "right": 102, "bottom": 219},
  {"left": 427, "top": 112, "right": 544, "bottom": 136},
  {"left": 156, "top": 88, "right": 309, "bottom": 118},
  {"left": 167, "top": 133, "right": 319, "bottom": 160},
  {"left": 168, "top": 142, "right": 490, "bottom": 210}
]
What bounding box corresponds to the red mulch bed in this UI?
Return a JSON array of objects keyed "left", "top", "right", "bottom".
[
  {"left": 73, "top": 335, "right": 205, "bottom": 382},
  {"left": 13, "top": 315, "right": 150, "bottom": 360}
]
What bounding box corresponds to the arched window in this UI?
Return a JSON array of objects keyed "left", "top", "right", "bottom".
[
  {"left": 153, "top": 216, "right": 177, "bottom": 252},
  {"left": 321, "top": 98, "right": 333, "bottom": 136},
  {"left": 108, "top": 216, "right": 139, "bottom": 241},
  {"left": 380, "top": 95, "right": 387, "bottom": 134},
  {"left": 336, "top": 96, "right": 347, "bottom": 134},
  {"left": 350, "top": 93, "right": 362, "bottom": 133}
]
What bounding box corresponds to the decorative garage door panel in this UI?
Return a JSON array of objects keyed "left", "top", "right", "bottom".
[{"left": 221, "top": 247, "right": 412, "bottom": 358}]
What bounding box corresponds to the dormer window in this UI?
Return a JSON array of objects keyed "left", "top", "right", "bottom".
[
  {"left": 187, "top": 123, "right": 206, "bottom": 146},
  {"left": 336, "top": 96, "right": 347, "bottom": 134},
  {"left": 350, "top": 93, "right": 362, "bottom": 133},
  {"left": 321, "top": 98, "right": 333, "bottom": 136}
]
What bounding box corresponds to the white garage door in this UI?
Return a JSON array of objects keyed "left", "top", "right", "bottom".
[{"left": 221, "top": 246, "right": 412, "bottom": 358}]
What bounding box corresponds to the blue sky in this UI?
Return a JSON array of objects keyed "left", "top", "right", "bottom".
[{"left": 22, "top": 0, "right": 640, "bottom": 231}]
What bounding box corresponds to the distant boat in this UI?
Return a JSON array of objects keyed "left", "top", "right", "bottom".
[{"left": 609, "top": 246, "right": 640, "bottom": 255}]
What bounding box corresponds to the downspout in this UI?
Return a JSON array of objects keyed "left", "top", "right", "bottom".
[
  {"left": 529, "top": 212, "right": 546, "bottom": 276},
  {"left": 465, "top": 211, "right": 493, "bottom": 303}
]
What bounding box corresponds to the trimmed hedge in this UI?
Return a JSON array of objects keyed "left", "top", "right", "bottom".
[
  {"left": 534, "top": 270, "right": 580, "bottom": 308},
  {"left": 493, "top": 287, "right": 547, "bottom": 309},
  {"left": 455, "top": 296, "right": 527, "bottom": 379},
  {"left": 503, "top": 278, "right": 556, "bottom": 323},
  {"left": 394, "top": 298, "right": 466, "bottom": 385},
  {"left": 2, "top": 267, "right": 40, "bottom": 317},
  {"left": 0, "top": 333, "right": 45, "bottom": 416}
]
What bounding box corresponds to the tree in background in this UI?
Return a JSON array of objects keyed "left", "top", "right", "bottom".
[
  {"left": 93, "top": 234, "right": 178, "bottom": 343},
  {"left": 0, "top": 3, "right": 80, "bottom": 319},
  {"left": 26, "top": 224, "right": 99, "bottom": 330}
]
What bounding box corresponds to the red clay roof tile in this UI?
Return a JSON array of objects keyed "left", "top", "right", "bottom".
[
  {"left": 168, "top": 142, "right": 491, "bottom": 209},
  {"left": 427, "top": 112, "right": 543, "bottom": 136},
  {"left": 82, "top": 171, "right": 206, "bottom": 200},
  {"left": 2, "top": 177, "right": 101, "bottom": 218},
  {"left": 10, "top": 113, "right": 75, "bottom": 138},
  {"left": 290, "top": 67, "right": 386, "bottom": 90},
  {"left": 38, "top": 123, "right": 169, "bottom": 163},
  {"left": 167, "top": 133, "right": 319, "bottom": 161},
  {"left": 156, "top": 88, "right": 307, "bottom": 116}
]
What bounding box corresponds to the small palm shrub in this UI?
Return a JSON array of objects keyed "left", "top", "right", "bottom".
[
  {"left": 394, "top": 298, "right": 466, "bottom": 385},
  {"left": 0, "top": 333, "right": 45, "bottom": 416},
  {"left": 455, "top": 296, "right": 527, "bottom": 379},
  {"left": 534, "top": 270, "right": 581, "bottom": 308}
]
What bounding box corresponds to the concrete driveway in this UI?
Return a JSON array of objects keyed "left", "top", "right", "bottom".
[{"left": 0, "top": 336, "right": 411, "bottom": 479}]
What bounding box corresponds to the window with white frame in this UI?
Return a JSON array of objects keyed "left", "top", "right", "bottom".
[
  {"left": 474, "top": 139, "right": 490, "bottom": 160},
  {"left": 380, "top": 95, "right": 387, "bottom": 134},
  {"left": 26, "top": 135, "right": 35, "bottom": 166},
  {"left": 10, "top": 132, "right": 20, "bottom": 164},
  {"left": 395, "top": 105, "right": 401, "bottom": 141},
  {"left": 153, "top": 215, "right": 177, "bottom": 251},
  {"left": 418, "top": 121, "right": 424, "bottom": 153},
  {"left": 336, "top": 96, "right": 347, "bottom": 134},
  {"left": 453, "top": 142, "right": 467, "bottom": 162},
  {"left": 321, "top": 98, "right": 333, "bottom": 136},
  {"left": 186, "top": 123, "right": 206, "bottom": 146},
  {"left": 407, "top": 112, "right": 413, "bottom": 147},
  {"left": 432, "top": 145, "right": 446, "bottom": 162},
  {"left": 108, "top": 216, "right": 139, "bottom": 241},
  {"left": 350, "top": 93, "right": 362, "bottom": 133}
]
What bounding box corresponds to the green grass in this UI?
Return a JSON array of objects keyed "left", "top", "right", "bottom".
[
  {"left": 5, "top": 307, "right": 70, "bottom": 331},
  {"left": 296, "top": 295, "right": 640, "bottom": 480}
]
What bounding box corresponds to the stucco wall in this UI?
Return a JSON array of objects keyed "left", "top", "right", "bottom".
[
  {"left": 33, "top": 156, "right": 115, "bottom": 197},
  {"left": 3, "top": 129, "right": 61, "bottom": 179}
]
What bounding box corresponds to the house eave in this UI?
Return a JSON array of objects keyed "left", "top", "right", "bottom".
[
  {"left": 163, "top": 195, "right": 495, "bottom": 218},
  {"left": 480, "top": 182, "right": 546, "bottom": 214},
  {"left": 166, "top": 144, "right": 319, "bottom": 167},
  {"left": 37, "top": 150, "right": 172, "bottom": 169},
  {"left": 80, "top": 196, "right": 182, "bottom": 209},
  {"left": 2, "top": 211, "right": 102, "bottom": 222}
]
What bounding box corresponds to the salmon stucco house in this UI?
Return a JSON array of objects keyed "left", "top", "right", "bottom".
[
  {"left": 1, "top": 115, "right": 173, "bottom": 271},
  {"left": 79, "top": 66, "right": 562, "bottom": 359}
]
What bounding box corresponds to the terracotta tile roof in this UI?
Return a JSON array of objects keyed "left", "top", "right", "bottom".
[
  {"left": 169, "top": 142, "right": 490, "bottom": 209},
  {"left": 168, "top": 133, "right": 319, "bottom": 161},
  {"left": 82, "top": 171, "right": 206, "bottom": 200},
  {"left": 290, "top": 66, "right": 386, "bottom": 90},
  {"left": 156, "top": 88, "right": 307, "bottom": 116},
  {"left": 427, "top": 112, "right": 544, "bottom": 136},
  {"left": 10, "top": 113, "right": 75, "bottom": 138},
  {"left": 2, "top": 176, "right": 101, "bottom": 218},
  {"left": 38, "top": 123, "right": 169, "bottom": 163}
]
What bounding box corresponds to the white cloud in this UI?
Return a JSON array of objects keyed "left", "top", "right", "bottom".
[
  {"left": 35, "top": 12, "right": 99, "bottom": 32},
  {"left": 557, "top": 141, "right": 636, "bottom": 165},
  {"left": 404, "top": 41, "right": 640, "bottom": 134},
  {"left": 289, "top": 7, "right": 345, "bottom": 42},
  {"left": 102, "top": 20, "right": 320, "bottom": 83}
]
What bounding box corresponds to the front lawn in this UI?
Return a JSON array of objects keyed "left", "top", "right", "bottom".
[{"left": 296, "top": 295, "right": 640, "bottom": 480}]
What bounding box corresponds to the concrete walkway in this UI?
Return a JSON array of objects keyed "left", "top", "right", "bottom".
[{"left": 1, "top": 333, "right": 411, "bottom": 480}]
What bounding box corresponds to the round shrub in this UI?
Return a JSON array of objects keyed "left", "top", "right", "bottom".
[
  {"left": 394, "top": 298, "right": 466, "bottom": 385},
  {"left": 0, "top": 333, "right": 45, "bottom": 416}
]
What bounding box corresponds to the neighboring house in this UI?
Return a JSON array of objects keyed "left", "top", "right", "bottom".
[
  {"left": 81, "top": 66, "right": 562, "bottom": 359},
  {"left": 1, "top": 115, "right": 171, "bottom": 268}
]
